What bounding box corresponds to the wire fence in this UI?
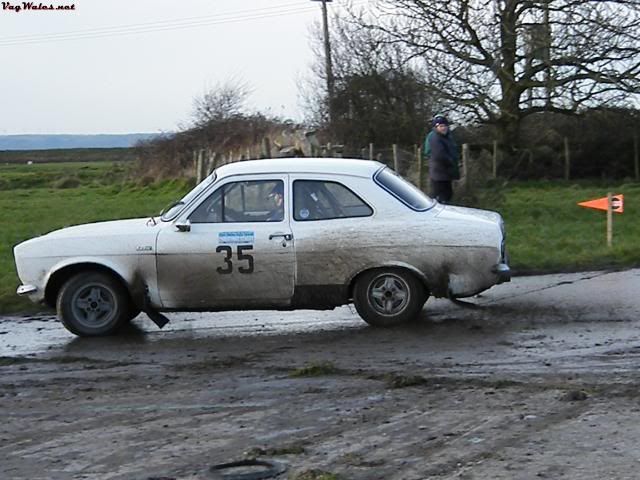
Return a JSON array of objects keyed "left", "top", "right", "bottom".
[{"left": 194, "top": 133, "right": 640, "bottom": 193}]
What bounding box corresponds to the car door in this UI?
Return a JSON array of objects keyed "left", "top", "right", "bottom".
[
  {"left": 155, "top": 175, "right": 295, "bottom": 309},
  {"left": 289, "top": 175, "right": 375, "bottom": 293}
]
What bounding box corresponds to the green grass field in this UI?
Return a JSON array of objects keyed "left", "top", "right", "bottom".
[
  {"left": 493, "top": 181, "right": 640, "bottom": 272},
  {"left": 1, "top": 161, "right": 638, "bottom": 314},
  {"left": 1, "top": 162, "right": 191, "bottom": 313}
]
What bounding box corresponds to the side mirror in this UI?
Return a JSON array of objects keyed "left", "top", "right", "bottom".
[{"left": 176, "top": 220, "right": 191, "bottom": 232}]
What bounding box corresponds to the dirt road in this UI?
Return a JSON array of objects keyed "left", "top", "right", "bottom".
[{"left": 2, "top": 269, "right": 640, "bottom": 480}]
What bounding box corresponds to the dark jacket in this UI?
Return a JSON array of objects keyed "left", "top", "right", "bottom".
[{"left": 425, "top": 130, "right": 460, "bottom": 181}]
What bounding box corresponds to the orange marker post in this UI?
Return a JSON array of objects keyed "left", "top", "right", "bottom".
[
  {"left": 607, "top": 192, "right": 613, "bottom": 248},
  {"left": 577, "top": 193, "right": 624, "bottom": 247}
]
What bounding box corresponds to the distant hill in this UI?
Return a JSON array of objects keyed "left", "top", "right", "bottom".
[
  {"left": 0, "top": 148, "right": 138, "bottom": 164},
  {"left": 0, "top": 133, "right": 162, "bottom": 150}
]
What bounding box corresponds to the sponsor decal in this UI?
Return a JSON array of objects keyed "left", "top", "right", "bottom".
[{"left": 218, "top": 231, "right": 255, "bottom": 245}]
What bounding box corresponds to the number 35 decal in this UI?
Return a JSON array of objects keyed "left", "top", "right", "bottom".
[{"left": 216, "top": 245, "right": 254, "bottom": 274}]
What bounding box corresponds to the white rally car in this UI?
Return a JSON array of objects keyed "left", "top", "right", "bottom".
[{"left": 14, "top": 158, "right": 510, "bottom": 336}]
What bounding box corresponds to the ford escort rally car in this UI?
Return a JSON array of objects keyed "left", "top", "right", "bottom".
[{"left": 14, "top": 158, "right": 510, "bottom": 336}]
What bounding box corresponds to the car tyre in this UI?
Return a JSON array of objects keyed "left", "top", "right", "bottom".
[
  {"left": 353, "top": 269, "right": 427, "bottom": 327},
  {"left": 57, "top": 271, "right": 130, "bottom": 336}
]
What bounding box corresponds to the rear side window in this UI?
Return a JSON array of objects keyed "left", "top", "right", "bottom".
[
  {"left": 374, "top": 167, "right": 435, "bottom": 211},
  {"left": 293, "top": 180, "right": 373, "bottom": 221}
]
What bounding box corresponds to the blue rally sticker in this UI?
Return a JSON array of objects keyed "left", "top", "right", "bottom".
[{"left": 219, "top": 231, "right": 255, "bottom": 245}]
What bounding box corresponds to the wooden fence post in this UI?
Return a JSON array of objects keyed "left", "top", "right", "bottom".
[
  {"left": 564, "top": 137, "right": 571, "bottom": 181},
  {"left": 392, "top": 144, "right": 399, "bottom": 171},
  {"left": 196, "top": 150, "right": 204, "bottom": 183},
  {"left": 462, "top": 143, "right": 469, "bottom": 186},
  {"left": 492, "top": 140, "right": 498, "bottom": 178},
  {"left": 202, "top": 149, "right": 209, "bottom": 179},
  {"left": 634, "top": 133, "right": 639, "bottom": 181},
  {"left": 262, "top": 137, "right": 271, "bottom": 159},
  {"left": 209, "top": 151, "right": 218, "bottom": 174},
  {"left": 193, "top": 150, "right": 198, "bottom": 180},
  {"left": 415, "top": 145, "right": 423, "bottom": 191}
]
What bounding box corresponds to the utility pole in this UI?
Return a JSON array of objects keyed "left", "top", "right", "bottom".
[{"left": 311, "top": 0, "right": 335, "bottom": 122}]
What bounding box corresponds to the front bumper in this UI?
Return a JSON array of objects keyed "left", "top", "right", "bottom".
[{"left": 17, "top": 284, "right": 38, "bottom": 295}]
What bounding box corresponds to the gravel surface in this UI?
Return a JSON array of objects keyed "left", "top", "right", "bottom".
[{"left": 2, "top": 269, "right": 640, "bottom": 480}]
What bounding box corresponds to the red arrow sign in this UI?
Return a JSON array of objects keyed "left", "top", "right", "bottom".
[{"left": 578, "top": 194, "right": 624, "bottom": 213}]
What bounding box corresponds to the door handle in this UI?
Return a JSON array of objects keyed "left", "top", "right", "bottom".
[{"left": 269, "top": 233, "right": 293, "bottom": 241}]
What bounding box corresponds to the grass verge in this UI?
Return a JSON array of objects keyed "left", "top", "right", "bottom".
[{"left": 478, "top": 180, "right": 640, "bottom": 273}]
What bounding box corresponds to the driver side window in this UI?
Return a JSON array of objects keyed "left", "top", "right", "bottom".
[{"left": 189, "top": 180, "right": 284, "bottom": 223}]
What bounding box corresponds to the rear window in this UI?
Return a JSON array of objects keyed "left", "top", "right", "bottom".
[{"left": 373, "top": 167, "right": 435, "bottom": 211}]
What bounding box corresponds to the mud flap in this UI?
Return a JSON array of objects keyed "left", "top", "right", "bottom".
[
  {"left": 142, "top": 292, "right": 170, "bottom": 329},
  {"left": 144, "top": 308, "right": 170, "bottom": 329}
]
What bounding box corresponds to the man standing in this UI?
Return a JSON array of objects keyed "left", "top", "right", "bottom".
[{"left": 424, "top": 115, "right": 459, "bottom": 204}]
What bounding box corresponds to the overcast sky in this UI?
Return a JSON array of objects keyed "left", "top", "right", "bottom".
[{"left": 0, "top": 0, "right": 355, "bottom": 135}]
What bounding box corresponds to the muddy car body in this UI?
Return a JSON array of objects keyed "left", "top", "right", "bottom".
[{"left": 14, "top": 158, "right": 510, "bottom": 336}]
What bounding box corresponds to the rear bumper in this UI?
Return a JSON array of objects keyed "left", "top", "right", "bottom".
[{"left": 492, "top": 263, "right": 511, "bottom": 284}]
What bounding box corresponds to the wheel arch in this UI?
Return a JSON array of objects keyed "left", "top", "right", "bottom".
[
  {"left": 348, "top": 262, "right": 430, "bottom": 299},
  {"left": 44, "top": 262, "right": 134, "bottom": 309}
]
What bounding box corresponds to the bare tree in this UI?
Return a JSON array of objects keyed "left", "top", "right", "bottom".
[
  {"left": 303, "top": 12, "right": 437, "bottom": 146},
  {"left": 135, "top": 81, "right": 291, "bottom": 178},
  {"left": 361, "top": 0, "right": 640, "bottom": 156},
  {"left": 191, "top": 80, "right": 265, "bottom": 155},
  {"left": 192, "top": 79, "right": 251, "bottom": 127}
]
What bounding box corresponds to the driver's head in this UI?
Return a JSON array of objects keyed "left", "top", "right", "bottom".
[{"left": 268, "top": 183, "right": 284, "bottom": 206}]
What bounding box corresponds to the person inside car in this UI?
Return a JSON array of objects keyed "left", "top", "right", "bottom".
[{"left": 266, "top": 183, "right": 284, "bottom": 221}]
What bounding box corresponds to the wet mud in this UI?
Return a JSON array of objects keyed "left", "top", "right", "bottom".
[{"left": 1, "top": 269, "right": 640, "bottom": 479}]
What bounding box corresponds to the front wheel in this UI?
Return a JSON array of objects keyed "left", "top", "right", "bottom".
[
  {"left": 57, "top": 272, "right": 130, "bottom": 336},
  {"left": 353, "top": 269, "right": 427, "bottom": 327}
]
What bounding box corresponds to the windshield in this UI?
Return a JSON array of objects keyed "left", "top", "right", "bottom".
[
  {"left": 161, "top": 173, "right": 217, "bottom": 221},
  {"left": 374, "top": 167, "right": 435, "bottom": 211}
]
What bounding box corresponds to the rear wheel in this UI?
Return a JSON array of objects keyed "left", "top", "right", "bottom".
[
  {"left": 353, "top": 269, "right": 427, "bottom": 327},
  {"left": 57, "top": 272, "right": 130, "bottom": 336}
]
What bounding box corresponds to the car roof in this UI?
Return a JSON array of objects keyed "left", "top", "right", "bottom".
[{"left": 214, "top": 157, "right": 386, "bottom": 179}]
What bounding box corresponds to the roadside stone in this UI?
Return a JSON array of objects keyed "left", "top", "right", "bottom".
[{"left": 561, "top": 390, "right": 588, "bottom": 402}]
